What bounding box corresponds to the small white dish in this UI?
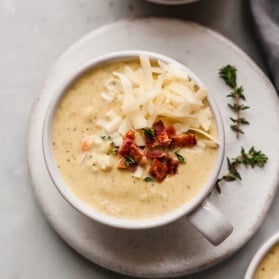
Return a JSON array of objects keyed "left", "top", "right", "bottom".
[{"left": 244, "top": 232, "right": 279, "bottom": 279}]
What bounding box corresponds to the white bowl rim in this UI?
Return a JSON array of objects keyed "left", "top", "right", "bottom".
[
  {"left": 42, "top": 50, "right": 225, "bottom": 230},
  {"left": 244, "top": 231, "right": 279, "bottom": 279}
]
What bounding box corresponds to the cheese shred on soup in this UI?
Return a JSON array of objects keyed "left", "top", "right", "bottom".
[{"left": 52, "top": 56, "right": 218, "bottom": 219}]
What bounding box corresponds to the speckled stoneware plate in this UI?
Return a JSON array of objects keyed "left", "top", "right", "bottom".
[{"left": 27, "top": 18, "right": 279, "bottom": 278}]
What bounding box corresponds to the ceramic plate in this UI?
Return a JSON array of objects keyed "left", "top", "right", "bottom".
[{"left": 27, "top": 18, "right": 279, "bottom": 278}]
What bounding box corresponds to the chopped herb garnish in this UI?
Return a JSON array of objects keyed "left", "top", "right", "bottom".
[
  {"left": 111, "top": 143, "right": 119, "bottom": 155},
  {"left": 175, "top": 152, "right": 186, "bottom": 164},
  {"left": 144, "top": 176, "right": 154, "bottom": 182},
  {"left": 219, "top": 65, "right": 250, "bottom": 138},
  {"left": 101, "top": 135, "right": 112, "bottom": 140},
  {"left": 142, "top": 127, "right": 155, "bottom": 139},
  {"left": 124, "top": 156, "right": 136, "bottom": 167},
  {"left": 215, "top": 146, "right": 268, "bottom": 193}
]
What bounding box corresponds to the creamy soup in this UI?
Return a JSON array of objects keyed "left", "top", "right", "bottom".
[
  {"left": 253, "top": 243, "right": 279, "bottom": 279},
  {"left": 52, "top": 57, "right": 218, "bottom": 219}
]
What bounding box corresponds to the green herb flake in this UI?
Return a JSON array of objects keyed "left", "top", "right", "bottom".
[
  {"left": 142, "top": 127, "right": 155, "bottom": 140},
  {"left": 175, "top": 152, "right": 186, "bottom": 164},
  {"left": 111, "top": 143, "right": 119, "bottom": 155},
  {"left": 124, "top": 156, "right": 136, "bottom": 167},
  {"left": 101, "top": 135, "right": 112, "bottom": 141},
  {"left": 144, "top": 176, "right": 154, "bottom": 182}
]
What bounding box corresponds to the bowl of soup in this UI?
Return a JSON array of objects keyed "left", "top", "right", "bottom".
[
  {"left": 42, "top": 50, "right": 232, "bottom": 244},
  {"left": 245, "top": 232, "right": 279, "bottom": 279}
]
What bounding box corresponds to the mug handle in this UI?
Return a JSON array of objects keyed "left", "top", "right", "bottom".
[{"left": 187, "top": 200, "right": 233, "bottom": 245}]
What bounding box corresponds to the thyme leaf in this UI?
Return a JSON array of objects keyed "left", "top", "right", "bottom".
[
  {"left": 219, "top": 65, "right": 237, "bottom": 88},
  {"left": 175, "top": 152, "right": 186, "bottom": 164}
]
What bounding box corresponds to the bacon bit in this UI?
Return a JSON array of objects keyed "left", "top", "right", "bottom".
[
  {"left": 146, "top": 149, "right": 168, "bottom": 160},
  {"left": 139, "top": 156, "right": 148, "bottom": 166},
  {"left": 130, "top": 144, "right": 147, "bottom": 166},
  {"left": 118, "top": 130, "right": 137, "bottom": 156},
  {"left": 118, "top": 122, "right": 198, "bottom": 181},
  {"left": 148, "top": 156, "right": 178, "bottom": 182},
  {"left": 118, "top": 130, "right": 147, "bottom": 171},
  {"left": 167, "top": 158, "right": 179, "bottom": 174},
  {"left": 152, "top": 120, "right": 164, "bottom": 134},
  {"left": 157, "top": 133, "right": 172, "bottom": 146},
  {"left": 80, "top": 135, "right": 95, "bottom": 151},
  {"left": 166, "top": 125, "right": 176, "bottom": 137},
  {"left": 117, "top": 157, "right": 126, "bottom": 169},
  {"left": 149, "top": 159, "right": 168, "bottom": 182},
  {"left": 171, "top": 133, "right": 197, "bottom": 148},
  {"left": 145, "top": 137, "right": 155, "bottom": 149},
  {"left": 118, "top": 138, "right": 133, "bottom": 156},
  {"left": 117, "top": 158, "right": 137, "bottom": 172},
  {"left": 126, "top": 130, "right": 135, "bottom": 140},
  {"left": 153, "top": 120, "right": 172, "bottom": 147}
]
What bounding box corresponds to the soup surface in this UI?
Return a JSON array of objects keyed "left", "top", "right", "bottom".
[
  {"left": 52, "top": 58, "right": 218, "bottom": 219},
  {"left": 253, "top": 243, "right": 279, "bottom": 279}
]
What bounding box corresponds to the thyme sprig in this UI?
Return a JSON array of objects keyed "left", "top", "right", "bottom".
[
  {"left": 215, "top": 146, "right": 268, "bottom": 193},
  {"left": 219, "top": 65, "right": 250, "bottom": 137}
]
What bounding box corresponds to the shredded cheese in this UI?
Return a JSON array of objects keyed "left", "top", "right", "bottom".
[
  {"left": 97, "top": 55, "right": 213, "bottom": 138},
  {"left": 132, "top": 166, "right": 144, "bottom": 178},
  {"left": 87, "top": 55, "right": 218, "bottom": 170},
  {"left": 189, "top": 128, "right": 219, "bottom": 146}
]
